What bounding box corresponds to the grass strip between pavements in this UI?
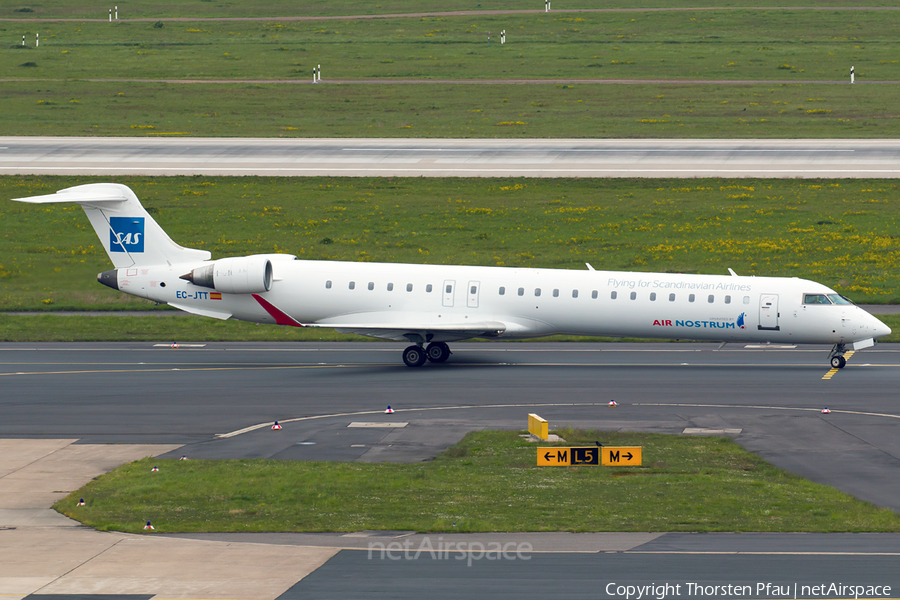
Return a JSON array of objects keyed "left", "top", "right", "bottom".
[
  {"left": 4, "top": 176, "right": 900, "bottom": 312},
  {"left": 55, "top": 430, "right": 900, "bottom": 533}
]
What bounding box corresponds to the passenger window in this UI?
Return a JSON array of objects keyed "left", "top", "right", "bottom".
[
  {"left": 471, "top": 285, "right": 477, "bottom": 295},
  {"left": 326, "top": 280, "right": 332, "bottom": 289},
  {"left": 689, "top": 294, "right": 695, "bottom": 303},
  {"left": 650, "top": 292, "right": 657, "bottom": 301},
  {"left": 368, "top": 282, "right": 374, "bottom": 291},
  {"left": 535, "top": 288, "right": 541, "bottom": 297},
  {"left": 499, "top": 286, "right": 505, "bottom": 295},
  {"left": 725, "top": 295, "right": 731, "bottom": 304},
  {"left": 708, "top": 295, "right": 714, "bottom": 303},
  {"left": 669, "top": 293, "right": 675, "bottom": 302},
  {"left": 630, "top": 292, "right": 637, "bottom": 300},
  {"left": 610, "top": 291, "right": 617, "bottom": 300},
  {"left": 743, "top": 296, "right": 750, "bottom": 304},
  {"left": 445, "top": 284, "right": 452, "bottom": 294},
  {"left": 553, "top": 289, "right": 559, "bottom": 298},
  {"left": 572, "top": 290, "right": 578, "bottom": 299},
  {"left": 592, "top": 290, "right": 598, "bottom": 299},
  {"left": 387, "top": 283, "right": 394, "bottom": 291},
  {"left": 407, "top": 283, "right": 413, "bottom": 292},
  {"left": 518, "top": 288, "right": 524, "bottom": 296},
  {"left": 349, "top": 281, "right": 356, "bottom": 290},
  {"left": 426, "top": 284, "right": 433, "bottom": 293}
]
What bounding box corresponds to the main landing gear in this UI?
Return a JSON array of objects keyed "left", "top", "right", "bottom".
[
  {"left": 402, "top": 342, "right": 451, "bottom": 367},
  {"left": 829, "top": 343, "right": 847, "bottom": 369}
]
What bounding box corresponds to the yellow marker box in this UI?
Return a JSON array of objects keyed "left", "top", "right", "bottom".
[{"left": 528, "top": 413, "right": 549, "bottom": 440}]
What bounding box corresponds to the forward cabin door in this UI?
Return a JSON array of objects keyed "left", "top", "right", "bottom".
[
  {"left": 442, "top": 280, "right": 455, "bottom": 307},
  {"left": 758, "top": 294, "right": 780, "bottom": 331}
]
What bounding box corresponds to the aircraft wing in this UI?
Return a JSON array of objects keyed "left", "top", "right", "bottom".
[
  {"left": 251, "top": 294, "right": 505, "bottom": 341},
  {"left": 304, "top": 320, "right": 507, "bottom": 342}
]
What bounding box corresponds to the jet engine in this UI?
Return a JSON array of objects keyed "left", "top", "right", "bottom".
[{"left": 180, "top": 256, "right": 273, "bottom": 294}]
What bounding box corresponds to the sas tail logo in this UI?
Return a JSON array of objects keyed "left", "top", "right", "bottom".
[
  {"left": 109, "top": 217, "right": 145, "bottom": 253},
  {"left": 737, "top": 312, "right": 746, "bottom": 329}
]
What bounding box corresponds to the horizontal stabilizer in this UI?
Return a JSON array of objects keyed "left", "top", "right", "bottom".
[{"left": 12, "top": 187, "right": 129, "bottom": 207}]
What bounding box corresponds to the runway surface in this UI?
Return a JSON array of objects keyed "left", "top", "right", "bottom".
[
  {"left": 4, "top": 137, "right": 900, "bottom": 178},
  {"left": 3, "top": 341, "right": 899, "bottom": 599}
]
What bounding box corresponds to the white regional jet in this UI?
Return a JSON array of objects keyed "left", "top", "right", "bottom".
[{"left": 14, "top": 183, "right": 891, "bottom": 368}]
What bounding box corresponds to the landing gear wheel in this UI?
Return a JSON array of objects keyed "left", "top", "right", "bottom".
[
  {"left": 426, "top": 342, "right": 451, "bottom": 363},
  {"left": 831, "top": 355, "right": 846, "bottom": 369},
  {"left": 403, "top": 345, "right": 427, "bottom": 367}
]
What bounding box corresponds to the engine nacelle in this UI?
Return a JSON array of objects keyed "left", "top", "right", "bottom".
[{"left": 180, "top": 256, "right": 273, "bottom": 294}]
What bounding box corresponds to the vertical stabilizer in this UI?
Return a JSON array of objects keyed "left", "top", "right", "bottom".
[{"left": 12, "top": 183, "right": 211, "bottom": 268}]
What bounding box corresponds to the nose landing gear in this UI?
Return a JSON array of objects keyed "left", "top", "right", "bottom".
[{"left": 829, "top": 344, "right": 847, "bottom": 369}]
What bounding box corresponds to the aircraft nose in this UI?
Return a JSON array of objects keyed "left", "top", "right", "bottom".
[{"left": 873, "top": 317, "right": 892, "bottom": 339}]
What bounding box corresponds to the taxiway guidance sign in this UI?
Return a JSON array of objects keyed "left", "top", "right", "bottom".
[
  {"left": 538, "top": 446, "right": 641, "bottom": 466},
  {"left": 602, "top": 446, "right": 642, "bottom": 466},
  {"left": 537, "top": 447, "right": 571, "bottom": 466}
]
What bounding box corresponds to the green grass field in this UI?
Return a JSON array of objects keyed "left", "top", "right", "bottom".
[
  {"left": 55, "top": 430, "right": 900, "bottom": 533},
  {"left": 3, "top": 8, "right": 900, "bottom": 137},
  {"left": 5, "top": 80, "right": 900, "bottom": 139},
  {"left": 3, "top": 175, "right": 899, "bottom": 312},
  {"left": 5, "top": 11, "right": 900, "bottom": 81}
]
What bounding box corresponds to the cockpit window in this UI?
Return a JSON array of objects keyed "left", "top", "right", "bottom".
[
  {"left": 804, "top": 294, "right": 832, "bottom": 305},
  {"left": 827, "top": 294, "right": 853, "bottom": 305}
]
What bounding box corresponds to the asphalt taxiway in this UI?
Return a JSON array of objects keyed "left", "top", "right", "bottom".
[
  {"left": 2, "top": 341, "right": 899, "bottom": 599},
  {"left": 5, "top": 137, "right": 900, "bottom": 178},
  {"left": 2, "top": 341, "right": 900, "bottom": 508}
]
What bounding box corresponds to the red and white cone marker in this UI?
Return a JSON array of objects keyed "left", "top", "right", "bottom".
[
  {"left": 608, "top": 400, "right": 618, "bottom": 407},
  {"left": 822, "top": 408, "right": 831, "bottom": 414},
  {"left": 77, "top": 498, "right": 85, "bottom": 506},
  {"left": 179, "top": 455, "right": 187, "bottom": 461},
  {"left": 272, "top": 421, "right": 282, "bottom": 430},
  {"left": 151, "top": 466, "right": 159, "bottom": 472},
  {"left": 143, "top": 521, "right": 155, "bottom": 530},
  {"left": 385, "top": 405, "right": 394, "bottom": 414},
  {"left": 171, "top": 341, "right": 179, "bottom": 349}
]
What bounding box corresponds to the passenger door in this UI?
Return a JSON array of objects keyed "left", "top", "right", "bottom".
[{"left": 758, "top": 294, "right": 780, "bottom": 331}]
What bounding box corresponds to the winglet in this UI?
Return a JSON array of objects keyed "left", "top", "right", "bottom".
[{"left": 252, "top": 294, "right": 303, "bottom": 327}]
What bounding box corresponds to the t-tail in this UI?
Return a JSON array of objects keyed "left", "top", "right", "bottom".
[{"left": 12, "top": 183, "right": 211, "bottom": 269}]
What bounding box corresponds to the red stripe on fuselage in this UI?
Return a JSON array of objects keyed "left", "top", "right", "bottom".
[{"left": 251, "top": 293, "right": 303, "bottom": 327}]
